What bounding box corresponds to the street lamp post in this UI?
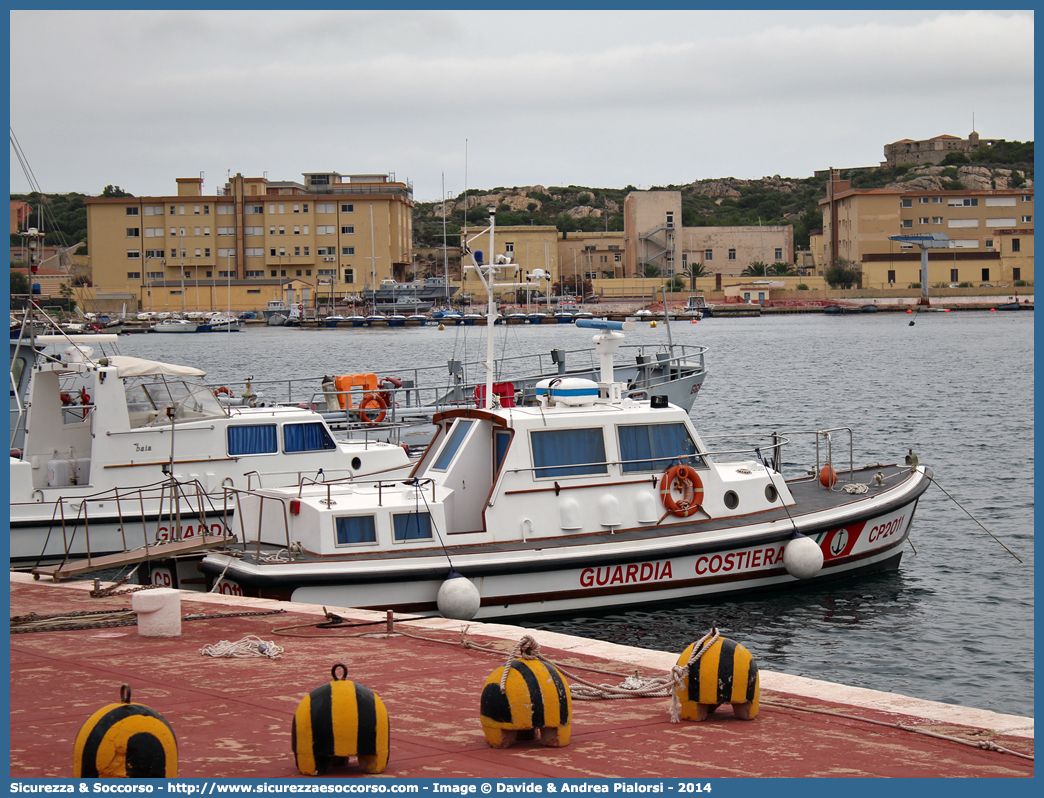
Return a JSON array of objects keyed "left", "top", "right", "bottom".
[
  {"left": 568, "top": 246, "right": 574, "bottom": 301},
  {"left": 179, "top": 229, "right": 186, "bottom": 313}
]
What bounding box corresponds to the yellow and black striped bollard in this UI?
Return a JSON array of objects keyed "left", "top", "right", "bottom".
[
  {"left": 675, "top": 632, "right": 759, "bottom": 721},
  {"left": 480, "top": 656, "right": 571, "bottom": 748},
  {"left": 292, "top": 663, "right": 390, "bottom": 775},
  {"left": 73, "top": 685, "right": 177, "bottom": 778}
]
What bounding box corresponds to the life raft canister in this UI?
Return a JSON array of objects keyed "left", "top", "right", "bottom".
[
  {"left": 292, "top": 663, "right": 390, "bottom": 775},
  {"left": 72, "top": 685, "right": 178, "bottom": 778},
  {"left": 659, "top": 464, "right": 704, "bottom": 517}
]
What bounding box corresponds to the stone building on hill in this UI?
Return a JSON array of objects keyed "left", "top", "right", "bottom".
[{"left": 883, "top": 131, "right": 1002, "bottom": 168}]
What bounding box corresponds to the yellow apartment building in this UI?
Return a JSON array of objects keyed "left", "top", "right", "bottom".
[
  {"left": 84, "top": 171, "right": 413, "bottom": 312},
  {"left": 558, "top": 231, "right": 626, "bottom": 283},
  {"left": 821, "top": 170, "right": 1034, "bottom": 288}
]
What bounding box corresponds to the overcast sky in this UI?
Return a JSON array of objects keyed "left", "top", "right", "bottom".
[{"left": 9, "top": 9, "right": 1034, "bottom": 203}]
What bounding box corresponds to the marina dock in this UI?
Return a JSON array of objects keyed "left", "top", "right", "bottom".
[{"left": 9, "top": 573, "right": 1033, "bottom": 779}]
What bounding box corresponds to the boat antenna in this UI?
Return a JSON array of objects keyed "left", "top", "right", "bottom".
[
  {"left": 441, "top": 172, "right": 449, "bottom": 288},
  {"left": 661, "top": 283, "right": 674, "bottom": 350},
  {"left": 461, "top": 206, "right": 540, "bottom": 410}
]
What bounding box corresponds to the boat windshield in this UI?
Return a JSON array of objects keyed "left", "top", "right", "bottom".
[{"left": 127, "top": 378, "right": 227, "bottom": 427}]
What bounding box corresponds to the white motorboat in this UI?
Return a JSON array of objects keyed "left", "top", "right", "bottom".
[
  {"left": 202, "top": 314, "right": 242, "bottom": 333},
  {"left": 262, "top": 299, "right": 291, "bottom": 322},
  {"left": 10, "top": 334, "right": 413, "bottom": 576},
  {"left": 297, "top": 321, "right": 708, "bottom": 453},
  {"left": 201, "top": 323, "right": 931, "bottom": 619},
  {"left": 199, "top": 212, "right": 932, "bottom": 619},
  {"left": 283, "top": 304, "right": 304, "bottom": 327},
  {"left": 152, "top": 318, "right": 198, "bottom": 333}
]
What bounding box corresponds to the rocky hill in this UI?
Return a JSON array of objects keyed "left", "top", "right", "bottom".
[{"left": 413, "top": 157, "right": 1033, "bottom": 250}]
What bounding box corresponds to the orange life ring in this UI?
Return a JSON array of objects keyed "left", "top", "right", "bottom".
[
  {"left": 213, "top": 386, "right": 235, "bottom": 398},
  {"left": 659, "top": 464, "right": 704, "bottom": 517},
  {"left": 358, "top": 393, "right": 388, "bottom": 424}
]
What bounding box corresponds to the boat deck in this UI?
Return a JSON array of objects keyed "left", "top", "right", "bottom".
[
  {"left": 9, "top": 574, "right": 1033, "bottom": 779},
  {"left": 229, "top": 463, "right": 922, "bottom": 569}
]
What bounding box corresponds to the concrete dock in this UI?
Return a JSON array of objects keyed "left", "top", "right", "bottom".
[{"left": 9, "top": 573, "right": 1033, "bottom": 779}]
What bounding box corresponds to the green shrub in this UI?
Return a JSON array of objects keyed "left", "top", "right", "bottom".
[
  {"left": 908, "top": 282, "right": 921, "bottom": 289},
  {"left": 797, "top": 284, "right": 809, "bottom": 290}
]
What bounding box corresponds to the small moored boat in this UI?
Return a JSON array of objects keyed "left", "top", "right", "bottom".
[{"left": 11, "top": 334, "right": 413, "bottom": 573}]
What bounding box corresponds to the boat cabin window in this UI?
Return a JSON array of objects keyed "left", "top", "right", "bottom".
[
  {"left": 227, "top": 424, "right": 278, "bottom": 456},
  {"left": 530, "top": 427, "right": 607, "bottom": 479},
  {"left": 11, "top": 355, "right": 27, "bottom": 395},
  {"left": 130, "top": 379, "right": 227, "bottom": 426},
  {"left": 617, "top": 422, "right": 703, "bottom": 473},
  {"left": 432, "top": 419, "right": 474, "bottom": 471},
  {"left": 393, "top": 511, "right": 433, "bottom": 541},
  {"left": 494, "top": 429, "right": 511, "bottom": 475},
  {"left": 283, "top": 422, "right": 336, "bottom": 453},
  {"left": 335, "top": 516, "right": 377, "bottom": 545}
]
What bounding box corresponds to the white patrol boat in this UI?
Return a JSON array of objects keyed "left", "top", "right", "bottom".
[
  {"left": 10, "top": 334, "right": 412, "bottom": 575},
  {"left": 199, "top": 211, "right": 932, "bottom": 618}
]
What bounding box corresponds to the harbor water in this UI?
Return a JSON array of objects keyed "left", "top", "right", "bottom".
[{"left": 93, "top": 311, "right": 1034, "bottom": 718}]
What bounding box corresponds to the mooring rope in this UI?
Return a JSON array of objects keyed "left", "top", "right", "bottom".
[
  {"left": 923, "top": 472, "right": 1024, "bottom": 562},
  {"left": 11, "top": 607, "right": 286, "bottom": 634},
  {"left": 281, "top": 618, "right": 1032, "bottom": 761}
]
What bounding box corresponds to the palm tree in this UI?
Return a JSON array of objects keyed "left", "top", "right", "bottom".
[
  {"left": 686, "top": 262, "right": 710, "bottom": 278},
  {"left": 741, "top": 261, "right": 770, "bottom": 277},
  {"left": 641, "top": 263, "right": 661, "bottom": 278},
  {"left": 769, "top": 262, "right": 797, "bottom": 276},
  {"left": 680, "top": 261, "right": 709, "bottom": 289}
]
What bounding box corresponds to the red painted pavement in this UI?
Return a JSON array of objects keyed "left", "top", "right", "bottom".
[{"left": 9, "top": 575, "right": 1033, "bottom": 779}]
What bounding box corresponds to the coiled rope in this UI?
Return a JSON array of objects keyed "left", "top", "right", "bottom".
[{"left": 200, "top": 634, "right": 284, "bottom": 659}]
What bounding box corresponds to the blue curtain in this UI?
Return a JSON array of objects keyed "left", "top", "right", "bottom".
[
  {"left": 393, "top": 512, "right": 433, "bottom": 541},
  {"left": 618, "top": 423, "right": 699, "bottom": 472},
  {"left": 531, "top": 428, "right": 607, "bottom": 478},
  {"left": 227, "top": 424, "right": 278, "bottom": 455},
  {"left": 284, "top": 422, "right": 336, "bottom": 453},
  {"left": 335, "top": 516, "right": 377, "bottom": 544}
]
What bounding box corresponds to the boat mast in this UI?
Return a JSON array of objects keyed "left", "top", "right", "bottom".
[
  {"left": 442, "top": 172, "right": 448, "bottom": 290},
  {"left": 463, "top": 207, "right": 540, "bottom": 410},
  {"left": 661, "top": 283, "right": 674, "bottom": 350}
]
